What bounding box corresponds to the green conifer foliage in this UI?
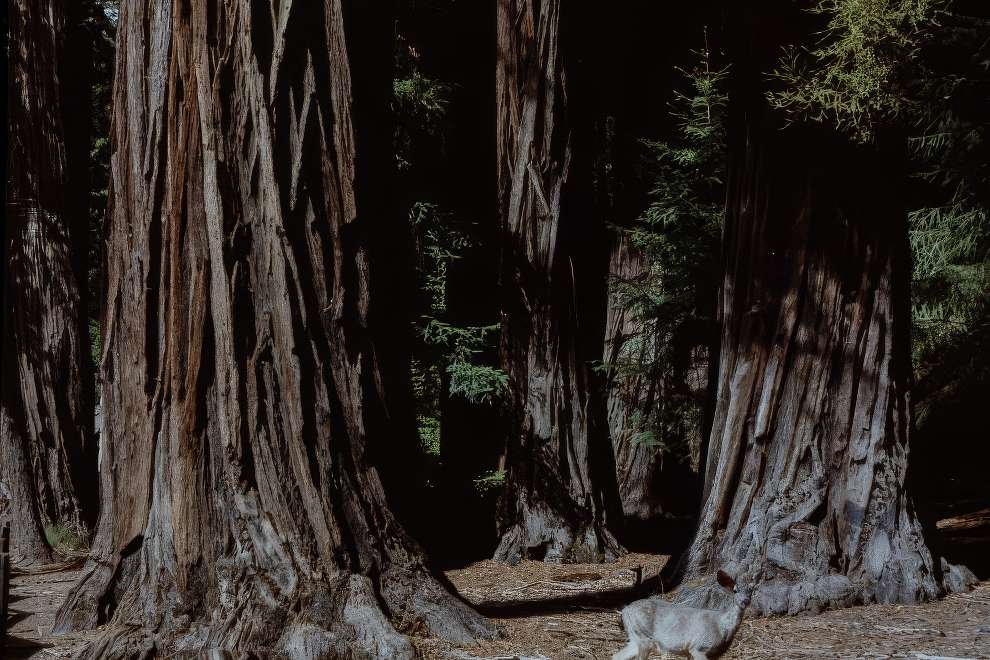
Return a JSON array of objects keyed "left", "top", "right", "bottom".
[
  {"left": 614, "top": 48, "right": 728, "bottom": 467},
  {"left": 394, "top": 32, "right": 506, "bottom": 478}
]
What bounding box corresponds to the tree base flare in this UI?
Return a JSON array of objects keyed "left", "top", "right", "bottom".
[
  {"left": 494, "top": 501, "right": 624, "bottom": 565},
  {"left": 64, "top": 565, "right": 494, "bottom": 659},
  {"left": 672, "top": 529, "right": 944, "bottom": 617}
]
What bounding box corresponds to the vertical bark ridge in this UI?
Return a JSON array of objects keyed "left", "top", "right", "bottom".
[
  {"left": 2, "top": 0, "right": 97, "bottom": 564},
  {"left": 676, "top": 98, "right": 941, "bottom": 614},
  {"left": 494, "top": 0, "right": 624, "bottom": 564},
  {"left": 54, "top": 1, "right": 493, "bottom": 656}
]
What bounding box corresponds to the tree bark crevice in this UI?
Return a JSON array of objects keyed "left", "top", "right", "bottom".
[
  {"left": 494, "top": 0, "right": 624, "bottom": 566},
  {"left": 2, "top": 0, "right": 97, "bottom": 564},
  {"left": 54, "top": 1, "right": 493, "bottom": 656},
  {"left": 675, "top": 113, "right": 941, "bottom": 615}
]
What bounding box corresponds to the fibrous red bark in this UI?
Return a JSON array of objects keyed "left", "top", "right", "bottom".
[
  {"left": 2, "top": 0, "right": 97, "bottom": 565},
  {"left": 494, "top": 0, "right": 624, "bottom": 564},
  {"left": 674, "top": 12, "right": 940, "bottom": 613},
  {"left": 53, "top": 1, "right": 493, "bottom": 656}
]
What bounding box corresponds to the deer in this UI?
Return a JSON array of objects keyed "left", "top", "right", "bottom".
[{"left": 612, "top": 570, "right": 751, "bottom": 660}]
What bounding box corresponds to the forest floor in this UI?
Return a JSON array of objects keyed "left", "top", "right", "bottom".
[
  {"left": 3, "top": 559, "right": 97, "bottom": 658},
  {"left": 5, "top": 552, "right": 989, "bottom": 659},
  {"left": 416, "top": 556, "right": 990, "bottom": 660}
]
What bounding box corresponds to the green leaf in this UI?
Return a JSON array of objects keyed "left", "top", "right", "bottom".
[{"left": 447, "top": 362, "right": 509, "bottom": 405}]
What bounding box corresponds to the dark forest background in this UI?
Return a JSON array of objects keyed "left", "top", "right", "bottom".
[
  {"left": 3, "top": 0, "right": 988, "bottom": 656},
  {"left": 12, "top": 0, "right": 990, "bottom": 570}
]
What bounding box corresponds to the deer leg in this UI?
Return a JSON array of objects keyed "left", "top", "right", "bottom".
[{"left": 611, "top": 640, "right": 642, "bottom": 660}]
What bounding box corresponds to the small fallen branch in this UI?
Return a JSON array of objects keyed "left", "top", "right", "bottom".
[{"left": 504, "top": 580, "right": 543, "bottom": 594}]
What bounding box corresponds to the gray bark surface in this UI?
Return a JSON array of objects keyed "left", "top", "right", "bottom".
[
  {"left": 675, "top": 111, "right": 941, "bottom": 617},
  {"left": 52, "top": 1, "right": 493, "bottom": 656},
  {"left": 2, "top": 0, "right": 96, "bottom": 565},
  {"left": 494, "top": 0, "right": 624, "bottom": 565}
]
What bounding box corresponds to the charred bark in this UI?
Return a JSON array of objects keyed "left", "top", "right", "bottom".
[
  {"left": 53, "top": 1, "right": 493, "bottom": 656},
  {"left": 494, "top": 0, "right": 623, "bottom": 565},
  {"left": 2, "top": 0, "right": 97, "bottom": 565},
  {"left": 673, "top": 8, "right": 941, "bottom": 615}
]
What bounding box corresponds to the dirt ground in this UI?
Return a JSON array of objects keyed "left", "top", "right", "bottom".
[
  {"left": 419, "top": 588, "right": 990, "bottom": 658},
  {"left": 445, "top": 552, "right": 670, "bottom": 610},
  {"left": 4, "top": 561, "right": 98, "bottom": 658},
  {"left": 6, "top": 558, "right": 989, "bottom": 658}
]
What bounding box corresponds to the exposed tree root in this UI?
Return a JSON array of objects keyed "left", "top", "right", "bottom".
[{"left": 64, "top": 562, "right": 494, "bottom": 659}]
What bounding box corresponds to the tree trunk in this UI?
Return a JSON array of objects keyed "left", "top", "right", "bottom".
[
  {"left": 604, "top": 231, "right": 709, "bottom": 548},
  {"left": 674, "top": 10, "right": 940, "bottom": 614},
  {"left": 53, "top": 1, "right": 493, "bottom": 656},
  {"left": 605, "top": 231, "right": 664, "bottom": 522},
  {"left": 494, "top": 0, "right": 624, "bottom": 565},
  {"left": 2, "top": 0, "right": 97, "bottom": 565}
]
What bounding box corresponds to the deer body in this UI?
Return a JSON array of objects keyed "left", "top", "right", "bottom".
[{"left": 613, "top": 571, "right": 750, "bottom": 660}]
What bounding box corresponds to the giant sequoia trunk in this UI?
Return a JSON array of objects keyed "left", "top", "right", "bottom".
[
  {"left": 674, "top": 9, "right": 940, "bottom": 615},
  {"left": 2, "top": 0, "right": 97, "bottom": 565},
  {"left": 53, "top": 1, "right": 493, "bottom": 656},
  {"left": 605, "top": 232, "right": 663, "bottom": 522},
  {"left": 494, "top": 0, "right": 623, "bottom": 564}
]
